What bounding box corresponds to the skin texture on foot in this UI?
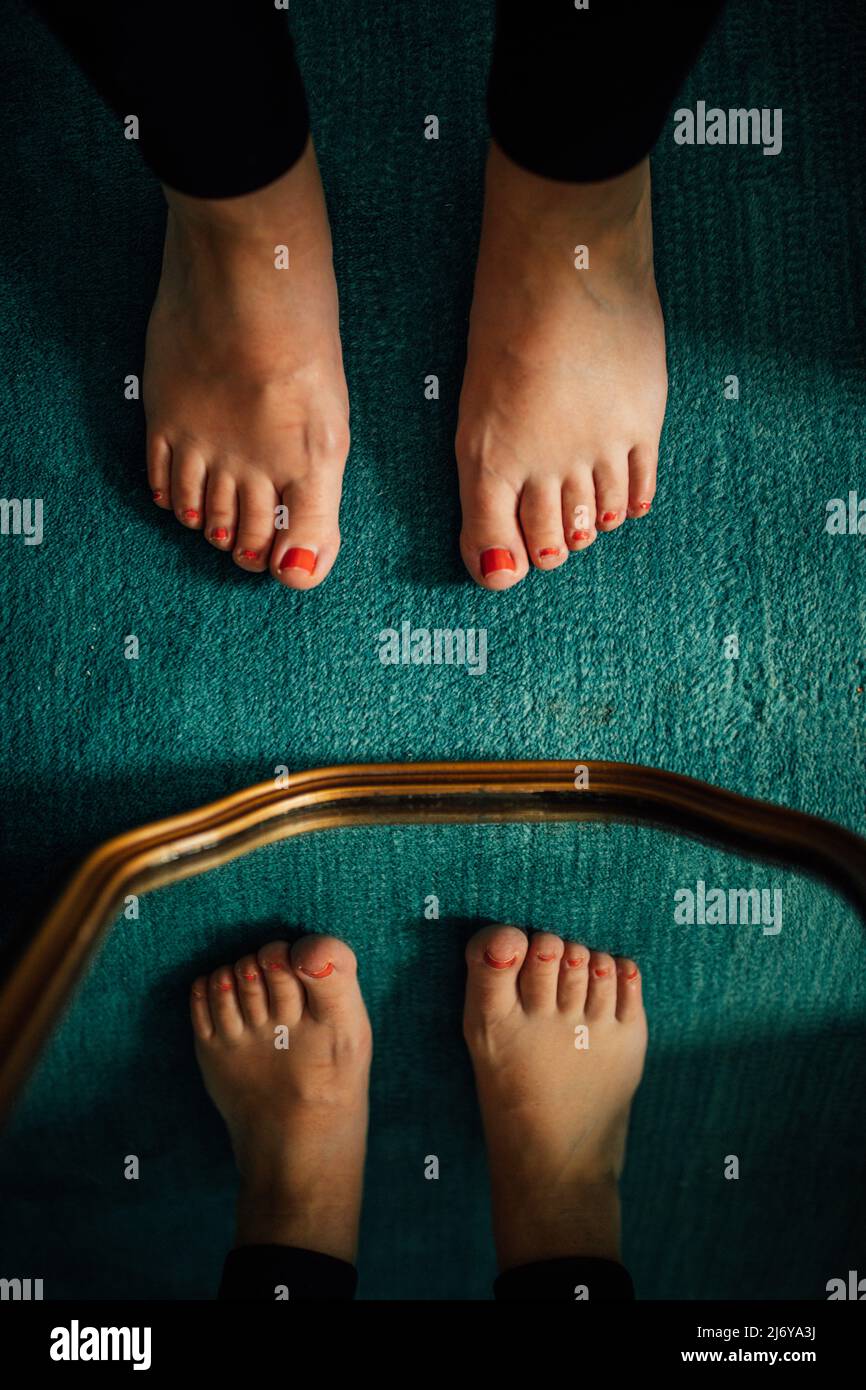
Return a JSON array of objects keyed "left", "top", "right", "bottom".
[
  {"left": 463, "top": 924, "right": 647, "bottom": 1272},
  {"left": 146, "top": 139, "right": 349, "bottom": 589},
  {"left": 190, "top": 936, "right": 372, "bottom": 1264},
  {"left": 456, "top": 145, "right": 667, "bottom": 589}
]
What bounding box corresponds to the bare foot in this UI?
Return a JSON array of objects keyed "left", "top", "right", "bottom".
[
  {"left": 146, "top": 139, "right": 349, "bottom": 589},
  {"left": 463, "top": 925, "right": 647, "bottom": 1272},
  {"left": 457, "top": 145, "right": 667, "bottom": 589},
  {"left": 190, "top": 936, "right": 372, "bottom": 1264}
]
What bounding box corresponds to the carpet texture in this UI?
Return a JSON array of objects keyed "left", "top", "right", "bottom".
[{"left": 0, "top": 0, "right": 864, "bottom": 1299}]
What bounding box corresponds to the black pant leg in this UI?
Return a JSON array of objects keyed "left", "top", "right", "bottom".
[
  {"left": 489, "top": 0, "right": 725, "bottom": 181},
  {"left": 219, "top": 1245, "right": 358, "bottom": 1301},
  {"left": 494, "top": 1257, "right": 635, "bottom": 1300},
  {"left": 31, "top": 0, "right": 310, "bottom": 198}
]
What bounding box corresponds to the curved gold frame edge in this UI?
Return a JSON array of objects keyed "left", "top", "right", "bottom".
[{"left": 1, "top": 758, "right": 863, "bottom": 1127}]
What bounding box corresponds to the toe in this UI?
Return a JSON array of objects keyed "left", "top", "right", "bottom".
[
  {"left": 147, "top": 433, "right": 173, "bottom": 510},
  {"left": 257, "top": 940, "right": 305, "bottom": 1024},
  {"left": 233, "top": 953, "right": 270, "bottom": 1029},
  {"left": 205, "top": 470, "right": 238, "bottom": 551},
  {"left": 189, "top": 975, "right": 214, "bottom": 1040},
  {"left": 208, "top": 965, "right": 245, "bottom": 1041},
  {"left": 234, "top": 478, "right": 279, "bottom": 571},
  {"left": 518, "top": 932, "right": 565, "bottom": 1011},
  {"left": 271, "top": 480, "right": 342, "bottom": 591},
  {"left": 171, "top": 448, "right": 207, "bottom": 530},
  {"left": 594, "top": 459, "right": 629, "bottom": 533},
  {"left": 458, "top": 470, "right": 529, "bottom": 591},
  {"left": 626, "top": 445, "right": 657, "bottom": 519},
  {"left": 615, "top": 956, "right": 643, "bottom": 1021},
  {"left": 519, "top": 480, "right": 568, "bottom": 571},
  {"left": 585, "top": 950, "right": 617, "bottom": 1019},
  {"left": 291, "top": 935, "right": 362, "bottom": 1021},
  {"left": 463, "top": 923, "right": 528, "bottom": 1027},
  {"left": 563, "top": 476, "right": 597, "bottom": 551},
  {"left": 557, "top": 942, "right": 590, "bottom": 1013}
]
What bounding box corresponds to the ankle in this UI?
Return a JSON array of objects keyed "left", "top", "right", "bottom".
[
  {"left": 493, "top": 1176, "right": 622, "bottom": 1273},
  {"left": 235, "top": 1183, "right": 360, "bottom": 1266}
]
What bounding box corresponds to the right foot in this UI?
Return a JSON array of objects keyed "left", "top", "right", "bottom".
[
  {"left": 190, "top": 936, "right": 372, "bottom": 1264},
  {"left": 146, "top": 140, "right": 350, "bottom": 590},
  {"left": 463, "top": 924, "right": 647, "bottom": 1272}
]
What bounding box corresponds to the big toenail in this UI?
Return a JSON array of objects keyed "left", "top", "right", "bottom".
[
  {"left": 566, "top": 957, "right": 586, "bottom": 968},
  {"left": 184, "top": 509, "right": 200, "bottom": 521},
  {"left": 211, "top": 527, "right": 228, "bottom": 541},
  {"left": 480, "top": 548, "right": 515, "bottom": 577},
  {"left": 571, "top": 531, "right": 590, "bottom": 542},
  {"left": 280, "top": 546, "right": 316, "bottom": 574},
  {"left": 239, "top": 549, "right": 259, "bottom": 561},
  {"left": 298, "top": 962, "right": 334, "bottom": 979},
  {"left": 484, "top": 948, "right": 518, "bottom": 969},
  {"left": 593, "top": 968, "right": 610, "bottom": 977},
  {"left": 536, "top": 951, "right": 557, "bottom": 961},
  {"left": 538, "top": 548, "right": 559, "bottom": 559},
  {"left": 600, "top": 511, "right": 617, "bottom": 523}
]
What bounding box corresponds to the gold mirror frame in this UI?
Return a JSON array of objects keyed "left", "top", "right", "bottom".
[{"left": 1, "top": 758, "right": 864, "bottom": 1126}]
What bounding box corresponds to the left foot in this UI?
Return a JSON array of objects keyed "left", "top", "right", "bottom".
[
  {"left": 190, "top": 936, "right": 372, "bottom": 1264},
  {"left": 456, "top": 145, "right": 667, "bottom": 589}
]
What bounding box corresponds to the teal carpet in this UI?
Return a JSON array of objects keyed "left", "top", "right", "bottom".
[{"left": 0, "top": 0, "right": 864, "bottom": 1299}]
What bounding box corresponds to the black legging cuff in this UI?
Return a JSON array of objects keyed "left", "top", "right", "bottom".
[
  {"left": 32, "top": 0, "right": 310, "bottom": 198},
  {"left": 494, "top": 1257, "right": 635, "bottom": 1301},
  {"left": 488, "top": 0, "right": 724, "bottom": 182},
  {"left": 219, "top": 1245, "right": 358, "bottom": 1301}
]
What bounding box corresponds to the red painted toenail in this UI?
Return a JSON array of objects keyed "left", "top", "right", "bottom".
[
  {"left": 484, "top": 948, "right": 519, "bottom": 969},
  {"left": 480, "top": 548, "right": 515, "bottom": 577},
  {"left": 217, "top": 981, "right": 232, "bottom": 992},
  {"left": 536, "top": 951, "right": 557, "bottom": 961},
  {"left": 600, "top": 511, "right": 617, "bottom": 523},
  {"left": 152, "top": 490, "right": 163, "bottom": 502},
  {"left": 626, "top": 968, "right": 639, "bottom": 980},
  {"left": 593, "top": 968, "right": 610, "bottom": 977},
  {"left": 298, "top": 961, "right": 334, "bottom": 979},
  {"left": 280, "top": 546, "right": 316, "bottom": 574},
  {"left": 636, "top": 502, "right": 651, "bottom": 511},
  {"left": 239, "top": 549, "right": 260, "bottom": 561},
  {"left": 184, "top": 509, "right": 200, "bottom": 521},
  {"left": 566, "top": 957, "right": 586, "bottom": 968},
  {"left": 240, "top": 971, "right": 257, "bottom": 981},
  {"left": 263, "top": 960, "right": 284, "bottom": 971},
  {"left": 211, "top": 527, "right": 228, "bottom": 541},
  {"left": 538, "top": 548, "right": 559, "bottom": 559},
  {"left": 571, "top": 531, "right": 590, "bottom": 543}
]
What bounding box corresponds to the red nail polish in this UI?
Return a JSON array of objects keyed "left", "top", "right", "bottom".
[
  {"left": 636, "top": 502, "right": 651, "bottom": 511},
  {"left": 280, "top": 546, "right": 316, "bottom": 574},
  {"left": 217, "top": 981, "right": 232, "bottom": 992},
  {"left": 566, "top": 957, "right": 585, "bottom": 968},
  {"left": 480, "top": 547, "right": 515, "bottom": 577},
  {"left": 152, "top": 490, "right": 163, "bottom": 502},
  {"left": 240, "top": 971, "right": 257, "bottom": 981},
  {"left": 593, "top": 967, "right": 610, "bottom": 977},
  {"left": 600, "top": 511, "right": 617, "bottom": 523},
  {"left": 184, "top": 509, "right": 200, "bottom": 521},
  {"left": 626, "top": 968, "right": 639, "bottom": 980},
  {"left": 571, "top": 530, "right": 590, "bottom": 543},
  {"left": 263, "top": 960, "right": 284, "bottom": 971},
  {"left": 484, "top": 948, "right": 518, "bottom": 969},
  {"left": 536, "top": 951, "right": 557, "bottom": 962},
  {"left": 211, "top": 527, "right": 228, "bottom": 541},
  {"left": 299, "top": 961, "right": 334, "bottom": 979},
  {"left": 239, "top": 549, "right": 259, "bottom": 561},
  {"left": 538, "top": 548, "right": 559, "bottom": 559}
]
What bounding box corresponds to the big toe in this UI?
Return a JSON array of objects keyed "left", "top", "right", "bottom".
[
  {"left": 291, "top": 934, "right": 367, "bottom": 1026},
  {"left": 463, "top": 923, "right": 529, "bottom": 1029},
  {"left": 271, "top": 477, "right": 342, "bottom": 591},
  {"left": 458, "top": 467, "right": 529, "bottom": 591}
]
